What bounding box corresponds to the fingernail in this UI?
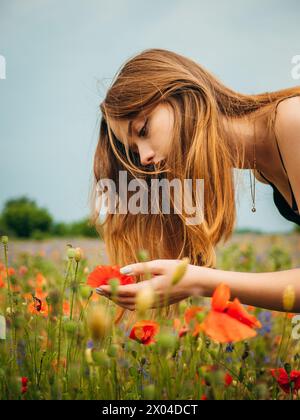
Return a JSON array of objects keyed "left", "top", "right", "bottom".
[
  {"left": 120, "top": 266, "right": 133, "bottom": 275},
  {"left": 96, "top": 288, "right": 105, "bottom": 295}
]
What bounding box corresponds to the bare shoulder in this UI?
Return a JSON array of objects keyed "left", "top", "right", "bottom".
[
  {"left": 275, "top": 95, "right": 300, "bottom": 138},
  {"left": 273, "top": 95, "right": 300, "bottom": 210}
]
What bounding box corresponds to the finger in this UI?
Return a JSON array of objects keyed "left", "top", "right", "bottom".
[
  {"left": 97, "top": 291, "right": 136, "bottom": 307},
  {"left": 110, "top": 296, "right": 136, "bottom": 305},
  {"left": 119, "top": 260, "right": 165, "bottom": 276},
  {"left": 96, "top": 284, "right": 137, "bottom": 297},
  {"left": 114, "top": 301, "right": 136, "bottom": 311}
]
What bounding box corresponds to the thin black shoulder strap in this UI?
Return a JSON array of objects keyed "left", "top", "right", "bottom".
[{"left": 273, "top": 94, "right": 300, "bottom": 211}]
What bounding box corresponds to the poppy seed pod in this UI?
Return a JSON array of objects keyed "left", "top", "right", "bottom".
[
  {"left": 171, "top": 257, "right": 190, "bottom": 286},
  {"left": 67, "top": 247, "right": 76, "bottom": 259},
  {"left": 87, "top": 305, "right": 112, "bottom": 342},
  {"left": 283, "top": 285, "right": 296, "bottom": 312},
  {"left": 1, "top": 236, "right": 8, "bottom": 245}
]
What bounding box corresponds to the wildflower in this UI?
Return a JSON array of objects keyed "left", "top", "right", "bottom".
[
  {"left": 173, "top": 318, "right": 189, "bottom": 338},
  {"left": 27, "top": 289, "right": 49, "bottom": 317},
  {"left": 184, "top": 306, "right": 203, "bottom": 325},
  {"left": 18, "top": 266, "right": 28, "bottom": 276},
  {"left": 225, "top": 343, "right": 234, "bottom": 353},
  {"left": 36, "top": 273, "right": 46, "bottom": 289},
  {"left": 173, "top": 306, "right": 203, "bottom": 337},
  {"left": 0, "top": 274, "right": 4, "bottom": 288},
  {"left": 270, "top": 368, "right": 300, "bottom": 394},
  {"left": 194, "top": 283, "right": 262, "bottom": 343},
  {"left": 258, "top": 311, "right": 272, "bottom": 335},
  {"left": 63, "top": 300, "right": 70, "bottom": 316},
  {"left": 224, "top": 373, "right": 233, "bottom": 387},
  {"left": 87, "top": 265, "right": 135, "bottom": 288},
  {"left": 129, "top": 320, "right": 160, "bottom": 345},
  {"left": 1, "top": 267, "right": 16, "bottom": 279},
  {"left": 21, "top": 377, "right": 28, "bottom": 394}
]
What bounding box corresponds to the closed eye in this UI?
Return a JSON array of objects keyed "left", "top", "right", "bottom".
[{"left": 138, "top": 119, "right": 148, "bottom": 138}]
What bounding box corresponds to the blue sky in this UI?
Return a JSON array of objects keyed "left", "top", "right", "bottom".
[{"left": 0, "top": 0, "right": 299, "bottom": 232}]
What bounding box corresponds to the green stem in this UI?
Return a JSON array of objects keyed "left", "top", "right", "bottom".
[
  {"left": 57, "top": 258, "right": 73, "bottom": 369},
  {"left": 276, "top": 313, "right": 289, "bottom": 366},
  {"left": 70, "top": 262, "right": 79, "bottom": 321}
]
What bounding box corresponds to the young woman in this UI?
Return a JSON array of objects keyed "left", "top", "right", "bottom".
[{"left": 91, "top": 48, "right": 300, "bottom": 319}]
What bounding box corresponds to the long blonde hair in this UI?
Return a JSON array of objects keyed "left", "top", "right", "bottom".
[{"left": 90, "top": 48, "right": 300, "bottom": 325}]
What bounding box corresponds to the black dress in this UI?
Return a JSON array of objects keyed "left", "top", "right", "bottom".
[{"left": 256, "top": 94, "right": 300, "bottom": 226}]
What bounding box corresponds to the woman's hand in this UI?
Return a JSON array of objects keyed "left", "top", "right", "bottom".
[{"left": 96, "top": 259, "right": 206, "bottom": 311}]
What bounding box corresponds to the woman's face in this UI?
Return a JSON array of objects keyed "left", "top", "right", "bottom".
[{"left": 108, "top": 102, "right": 174, "bottom": 166}]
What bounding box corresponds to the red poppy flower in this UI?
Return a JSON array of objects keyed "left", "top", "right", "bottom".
[
  {"left": 184, "top": 306, "right": 203, "bottom": 325},
  {"left": 21, "top": 377, "right": 28, "bottom": 387},
  {"left": 270, "top": 368, "right": 300, "bottom": 394},
  {"left": 129, "top": 320, "right": 160, "bottom": 345},
  {"left": 87, "top": 265, "right": 135, "bottom": 288},
  {"left": 225, "top": 373, "right": 233, "bottom": 387},
  {"left": 193, "top": 283, "right": 262, "bottom": 343},
  {"left": 27, "top": 289, "right": 49, "bottom": 317},
  {"left": 173, "top": 318, "right": 189, "bottom": 337},
  {"left": 173, "top": 306, "right": 203, "bottom": 338},
  {"left": 21, "top": 377, "right": 28, "bottom": 394}
]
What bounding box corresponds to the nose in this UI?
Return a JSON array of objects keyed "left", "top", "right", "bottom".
[{"left": 137, "top": 144, "right": 156, "bottom": 166}]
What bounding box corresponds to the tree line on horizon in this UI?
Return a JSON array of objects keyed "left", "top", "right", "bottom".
[{"left": 0, "top": 196, "right": 99, "bottom": 239}]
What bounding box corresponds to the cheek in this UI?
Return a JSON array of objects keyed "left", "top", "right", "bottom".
[{"left": 153, "top": 130, "right": 172, "bottom": 156}]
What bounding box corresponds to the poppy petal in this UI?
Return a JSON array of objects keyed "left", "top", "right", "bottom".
[
  {"left": 227, "top": 298, "right": 262, "bottom": 329},
  {"left": 201, "top": 311, "right": 257, "bottom": 343},
  {"left": 212, "top": 283, "right": 230, "bottom": 312}
]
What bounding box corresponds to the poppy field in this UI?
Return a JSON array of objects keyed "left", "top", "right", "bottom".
[{"left": 0, "top": 235, "right": 300, "bottom": 400}]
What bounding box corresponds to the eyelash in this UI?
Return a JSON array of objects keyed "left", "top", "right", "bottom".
[{"left": 138, "top": 119, "right": 148, "bottom": 138}]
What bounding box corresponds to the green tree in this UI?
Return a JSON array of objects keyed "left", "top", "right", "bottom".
[
  {"left": 68, "top": 218, "right": 99, "bottom": 238},
  {"left": 1, "top": 196, "right": 53, "bottom": 238}
]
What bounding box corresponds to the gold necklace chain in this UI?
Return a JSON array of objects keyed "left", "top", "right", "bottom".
[{"left": 249, "top": 133, "right": 256, "bottom": 212}]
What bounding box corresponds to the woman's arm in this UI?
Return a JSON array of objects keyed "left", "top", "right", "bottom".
[
  {"left": 96, "top": 259, "right": 300, "bottom": 313},
  {"left": 199, "top": 266, "right": 300, "bottom": 313}
]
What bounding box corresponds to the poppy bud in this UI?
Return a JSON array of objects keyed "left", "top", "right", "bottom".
[
  {"left": 108, "top": 278, "right": 120, "bottom": 298},
  {"left": 87, "top": 305, "right": 112, "bottom": 342},
  {"left": 64, "top": 320, "right": 77, "bottom": 335},
  {"left": 107, "top": 344, "right": 118, "bottom": 358},
  {"left": 74, "top": 247, "right": 82, "bottom": 262},
  {"left": 85, "top": 348, "right": 93, "bottom": 364},
  {"left": 136, "top": 285, "right": 155, "bottom": 314},
  {"left": 79, "top": 285, "right": 93, "bottom": 300},
  {"left": 156, "top": 332, "right": 177, "bottom": 350},
  {"left": 283, "top": 285, "right": 295, "bottom": 312},
  {"left": 92, "top": 349, "right": 111, "bottom": 367},
  {"left": 1, "top": 236, "right": 8, "bottom": 245},
  {"left": 144, "top": 384, "right": 155, "bottom": 400},
  {"left": 137, "top": 249, "right": 149, "bottom": 262},
  {"left": 171, "top": 257, "right": 190, "bottom": 286}
]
